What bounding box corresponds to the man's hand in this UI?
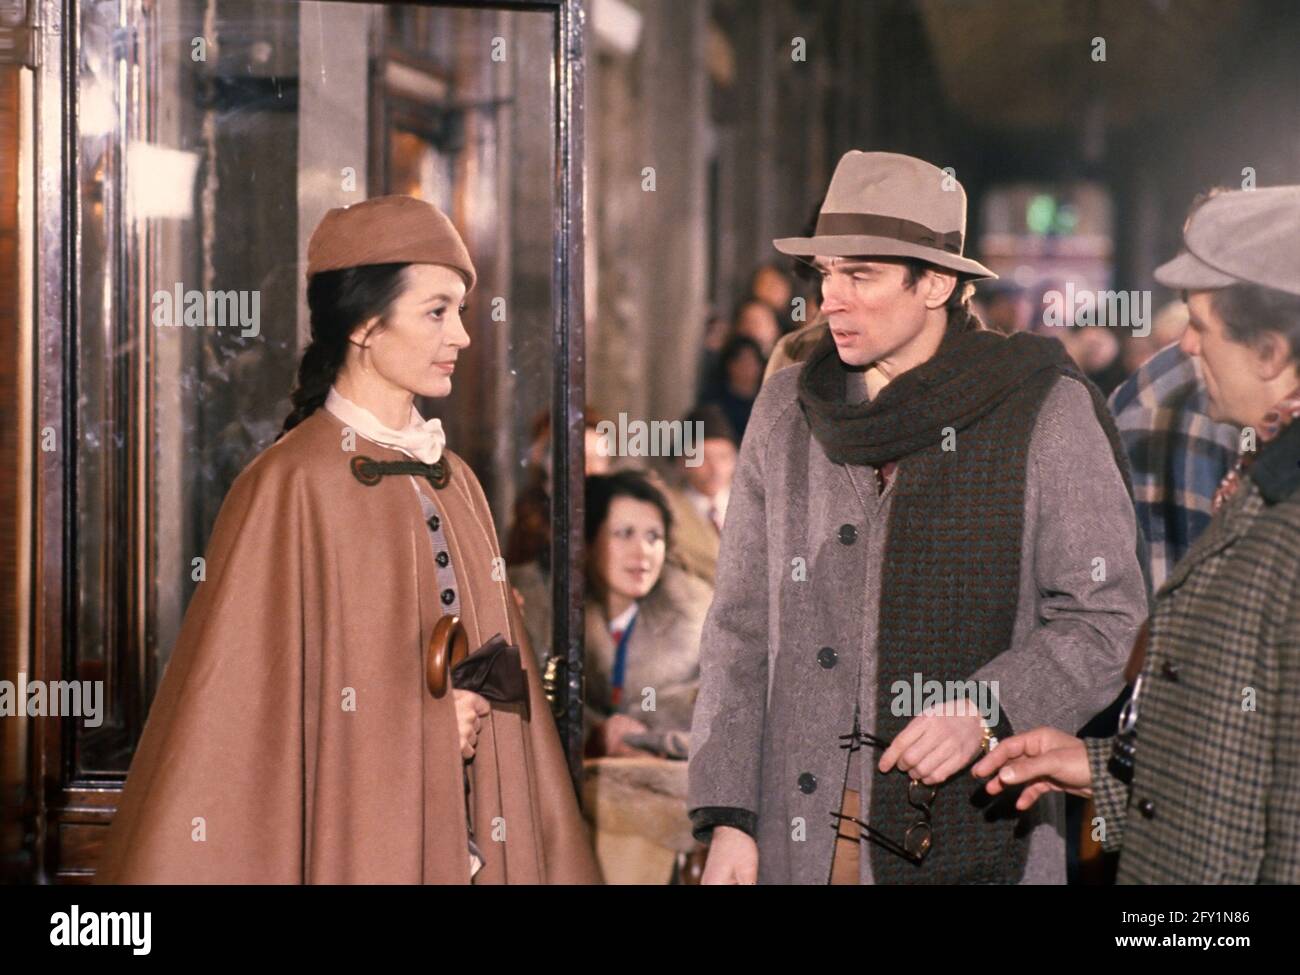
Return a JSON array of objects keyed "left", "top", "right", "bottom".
[
  {"left": 453, "top": 688, "right": 490, "bottom": 760},
  {"left": 879, "top": 698, "right": 986, "bottom": 785},
  {"left": 601, "top": 713, "right": 653, "bottom": 757},
  {"left": 971, "top": 726, "right": 1094, "bottom": 809},
  {"left": 701, "top": 826, "right": 758, "bottom": 884}
]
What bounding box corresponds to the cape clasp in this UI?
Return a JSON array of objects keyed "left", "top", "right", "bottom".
[{"left": 350, "top": 455, "right": 452, "bottom": 490}]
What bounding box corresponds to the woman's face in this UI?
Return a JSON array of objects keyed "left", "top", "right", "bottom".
[
  {"left": 592, "top": 496, "right": 666, "bottom": 603},
  {"left": 355, "top": 263, "right": 470, "bottom": 399}
]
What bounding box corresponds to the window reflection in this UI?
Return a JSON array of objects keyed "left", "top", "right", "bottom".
[{"left": 74, "top": 0, "right": 556, "bottom": 774}]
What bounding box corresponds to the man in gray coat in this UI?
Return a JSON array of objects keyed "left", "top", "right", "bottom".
[{"left": 687, "top": 151, "right": 1150, "bottom": 884}]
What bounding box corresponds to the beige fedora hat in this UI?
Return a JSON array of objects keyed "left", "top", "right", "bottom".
[{"left": 774, "top": 150, "right": 996, "bottom": 279}]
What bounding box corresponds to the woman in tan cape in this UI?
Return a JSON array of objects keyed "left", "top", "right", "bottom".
[{"left": 96, "top": 196, "right": 601, "bottom": 884}]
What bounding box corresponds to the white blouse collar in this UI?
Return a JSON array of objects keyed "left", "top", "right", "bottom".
[{"left": 323, "top": 386, "right": 446, "bottom": 464}]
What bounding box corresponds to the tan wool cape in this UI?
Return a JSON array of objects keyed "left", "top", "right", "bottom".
[{"left": 95, "top": 408, "right": 601, "bottom": 884}]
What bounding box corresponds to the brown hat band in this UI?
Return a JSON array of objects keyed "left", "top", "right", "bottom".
[{"left": 814, "top": 212, "right": 964, "bottom": 255}]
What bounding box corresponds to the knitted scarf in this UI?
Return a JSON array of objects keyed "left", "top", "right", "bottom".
[{"left": 797, "top": 323, "right": 1143, "bottom": 883}]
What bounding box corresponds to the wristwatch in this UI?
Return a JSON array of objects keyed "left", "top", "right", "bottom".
[{"left": 980, "top": 721, "right": 999, "bottom": 756}]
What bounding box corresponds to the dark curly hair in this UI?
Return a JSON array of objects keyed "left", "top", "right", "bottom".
[{"left": 583, "top": 469, "right": 674, "bottom": 550}]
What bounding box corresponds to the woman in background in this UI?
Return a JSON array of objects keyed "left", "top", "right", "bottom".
[{"left": 582, "top": 470, "right": 713, "bottom": 760}]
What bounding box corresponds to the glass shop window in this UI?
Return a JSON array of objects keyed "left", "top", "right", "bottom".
[{"left": 73, "top": 0, "right": 556, "bottom": 773}]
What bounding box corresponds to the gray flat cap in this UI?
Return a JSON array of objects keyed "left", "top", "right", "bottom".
[{"left": 1155, "top": 185, "right": 1300, "bottom": 297}]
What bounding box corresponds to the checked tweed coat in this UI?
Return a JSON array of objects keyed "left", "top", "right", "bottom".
[{"left": 1086, "top": 418, "right": 1300, "bottom": 883}]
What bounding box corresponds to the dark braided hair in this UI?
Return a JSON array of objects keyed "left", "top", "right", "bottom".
[{"left": 279, "top": 263, "right": 411, "bottom": 437}]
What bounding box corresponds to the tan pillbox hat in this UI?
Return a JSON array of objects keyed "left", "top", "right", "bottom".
[{"left": 306, "top": 195, "right": 477, "bottom": 291}]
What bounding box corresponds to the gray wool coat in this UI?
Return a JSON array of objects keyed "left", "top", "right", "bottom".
[{"left": 687, "top": 363, "right": 1150, "bottom": 884}]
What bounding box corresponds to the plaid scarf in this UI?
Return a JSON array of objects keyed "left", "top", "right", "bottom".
[{"left": 1107, "top": 345, "right": 1240, "bottom": 590}]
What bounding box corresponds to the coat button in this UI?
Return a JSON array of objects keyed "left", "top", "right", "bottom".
[
  {"left": 797, "top": 772, "right": 817, "bottom": 794},
  {"left": 436, "top": 551, "right": 450, "bottom": 567},
  {"left": 440, "top": 588, "right": 456, "bottom": 606},
  {"left": 1138, "top": 798, "right": 1156, "bottom": 819},
  {"left": 817, "top": 646, "right": 838, "bottom": 669},
  {"left": 427, "top": 514, "right": 441, "bottom": 532},
  {"left": 837, "top": 524, "right": 857, "bottom": 545},
  {"left": 1160, "top": 660, "right": 1180, "bottom": 681}
]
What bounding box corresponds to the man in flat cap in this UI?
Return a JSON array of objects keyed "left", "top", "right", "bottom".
[
  {"left": 977, "top": 185, "right": 1300, "bottom": 883},
  {"left": 688, "top": 150, "right": 1150, "bottom": 884}
]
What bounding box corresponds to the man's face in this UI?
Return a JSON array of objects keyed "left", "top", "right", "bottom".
[
  {"left": 682, "top": 437, "right": 737, "bottom": 497},
  {"left": 355, "top": 263, "right": 469, "bottom": 398},
  {"left": 812, "top": 258, "right": 937, "bottom": 368},
  {"left": 1180, "top": 291, "right": 1261, "bottom": 426}
]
